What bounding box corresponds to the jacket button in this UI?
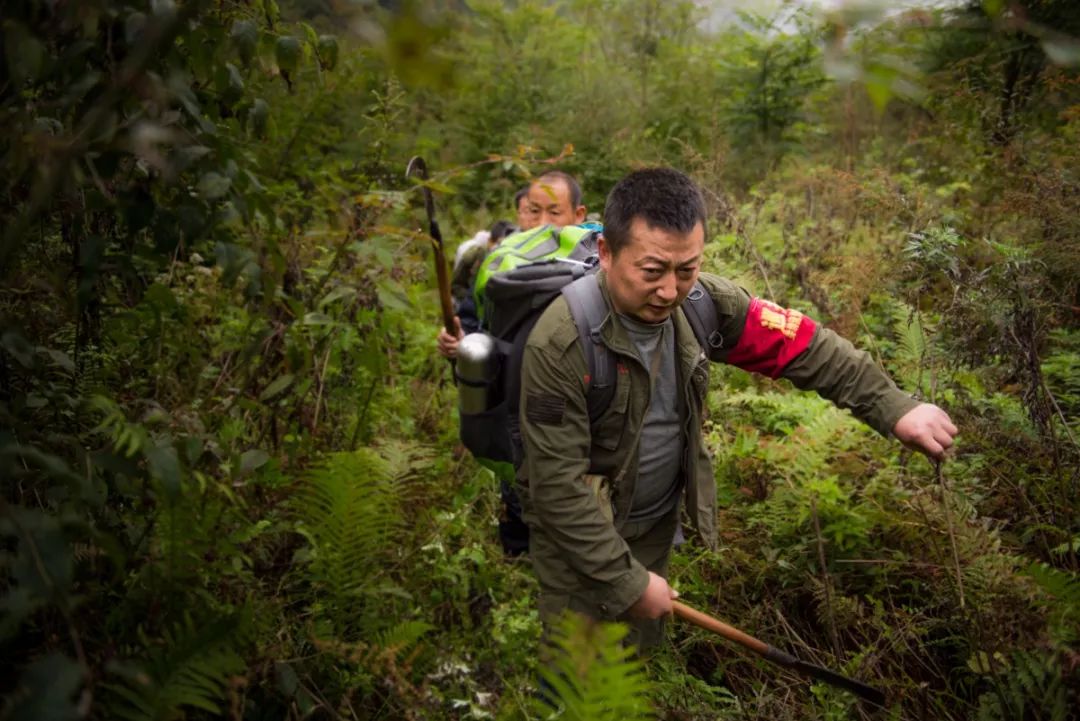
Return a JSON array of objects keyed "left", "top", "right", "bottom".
[{"left": 598, "top": 603, "right": 609, "bottom": 615}]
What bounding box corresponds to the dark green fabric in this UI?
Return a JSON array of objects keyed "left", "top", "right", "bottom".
[{"left": 518, "top": 270, "right": 917, "bottom": 616}]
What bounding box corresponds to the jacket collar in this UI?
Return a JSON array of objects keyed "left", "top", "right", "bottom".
[{"left": 596, "top": 271, "right": 704, "bottom": 378}]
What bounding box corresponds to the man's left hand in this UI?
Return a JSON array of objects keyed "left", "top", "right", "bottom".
[{"left": 893, "top": 403, "right": 958, "bottom": 461}]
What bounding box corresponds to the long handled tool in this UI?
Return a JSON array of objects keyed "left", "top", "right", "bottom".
[
  {"left": 405, "top": 156, "right": 456, "bottom": 338},
  {"left": 672, "top": 600, "right": 885, "bottom": 706}
]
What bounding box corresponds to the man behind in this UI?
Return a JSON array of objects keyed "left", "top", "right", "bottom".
[
  {"left": 437, "top": 170, "right": 587, "bottom": 358},
  {"left": 518, "top": 168, "right": 958, "bottom": 647},
  {"left": 452, "top": 219, "right": 518, "bottom": 334}
]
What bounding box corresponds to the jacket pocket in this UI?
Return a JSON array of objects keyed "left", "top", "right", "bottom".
[
  {"left": 582, "top": 473, "right": 614, "bottom": 524},
  {"left": 591, "top": 374, "right": 629, "bottom": 451}
]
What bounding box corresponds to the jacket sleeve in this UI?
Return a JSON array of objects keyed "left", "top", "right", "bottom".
[
  {"left": 698, "top": 273, "right": 918, "bottom": 438},
  {"left": 519, "top": 338, "right": 650, "bottom": 616},
  {"left": 781, "top": 328, "right": 918, "bottom": 437}
]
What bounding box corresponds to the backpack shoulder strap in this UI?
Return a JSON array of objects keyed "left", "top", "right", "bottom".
[
  {"left": 682, "top": 281, "right": 725, "bottom": 356},
  {"left": 561, "top": 274, "right": 615, "bottom": 422}
]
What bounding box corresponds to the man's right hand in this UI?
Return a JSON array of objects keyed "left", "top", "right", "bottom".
[
  {"left": 626, "top": 571, "right": 678, "bottom": 620},
  {"left": 437, "top": 316, "right": 464, "bottom": 359}
]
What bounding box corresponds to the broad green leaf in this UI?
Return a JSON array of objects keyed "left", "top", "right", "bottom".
[
  {"left": 318, "top": 285, "right": 355, "bottom": 308},
  {"left": 143, "top": 283, "right": 179, "bottom": 313},
  {"left": 275, "top": 36, "right": 301, "bottom": 73},
  {"left": 317, "top": 35, "right": 339, "bottom": 71},
  {"left": 262, "top": 0, "right": 280, "bottom": 25},
  {"left": 376, "top": 279, "right": 412, "bottom": 311},
  {"left": 302, "top": 311, "right": 334, "bottom": 325},
  {"left": 239, "top": 449, "right": 270, "bottom": 474},
  {"left": 45, "top": 349, "right": 75, "bottom": 373},
  {"left": 0, "top": 587, "right": 42, "bottom": 642},
  {"left": 4, "top": 653, "right": 83, "bottom": 721},
  {"left": 4, "top": 23, "right": 46, "bottom": 85},
  {"left": 259, "top": 374, "right": 294, "bottom": 402},
  {"left": 1043, "top": 38, "right": 1080, "bottom": 67},
  {"left": 150, "top": 0, "right": 177, "bottom": 18},
  {"left": 197, "top": 172, "right": 231, "bottom": 200},
  {"left": 249, "top": 98, "right": 269, "bottom": 138},
  {"left": 1, "top": 330, "right": 36, "bottom": 368},
  {"left": 230, "top": 19, "right": 258, "bottom": 66},
  {"left": 144, "top": 442, "right": 182, "bottom": 498},
  {"left": 125, "top": 12, "right": 147, "bottom": 44},
  {"left": 4, "top": 507, "right": 74, "bottom": 599}
]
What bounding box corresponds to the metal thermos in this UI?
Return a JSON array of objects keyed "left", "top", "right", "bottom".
[{"left": 457, "top": 333, "right": 497, "bottom": 414}]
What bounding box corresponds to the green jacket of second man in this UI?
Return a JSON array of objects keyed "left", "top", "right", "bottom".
[{"left": 518, "top": 270, "right": 919, "bottom": 618}]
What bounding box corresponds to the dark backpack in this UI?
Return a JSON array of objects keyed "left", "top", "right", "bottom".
[{"left": 460, "top": 224, "right": 720, "bottom": 482}]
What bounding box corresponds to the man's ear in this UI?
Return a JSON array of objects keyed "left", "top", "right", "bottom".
[
  {"left": 574, "top": 205, "right": 587, "bottom": 224},
  {"left": 598, "top": 234, "right": 612, "bottom": 271}
]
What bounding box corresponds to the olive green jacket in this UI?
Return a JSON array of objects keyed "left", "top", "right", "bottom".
[{"left": 518, "top": 271, "right": 918, "bottom": 616}]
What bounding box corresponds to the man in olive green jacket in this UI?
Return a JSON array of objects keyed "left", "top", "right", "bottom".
[{"left": 518, "top": 168, "right": 957, "bottom": 647}]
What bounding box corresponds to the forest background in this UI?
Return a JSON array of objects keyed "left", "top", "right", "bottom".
[{"left": 2, "top": 0, "right": 1079, "bottom": 719}]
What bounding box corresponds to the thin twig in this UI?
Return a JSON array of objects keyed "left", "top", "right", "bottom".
[
  {"left": 936, "top": 461, "right": 965, "bottom": 609},
  {"left": 311, "top": 341, "right": 333, "bottom": 432},
  {"left": 809, "top": 497, "right": 841, "bottom": 659},
  {"left": 835, "top": 559, "right": 946, "bottom": 568}
]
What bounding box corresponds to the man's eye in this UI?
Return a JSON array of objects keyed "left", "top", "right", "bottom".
[
  {"left": 643, "top": 268, "right": 663, "bottom": 278},
  {"left": 677, "top": 267, "right": 697, "bottom": 278}
]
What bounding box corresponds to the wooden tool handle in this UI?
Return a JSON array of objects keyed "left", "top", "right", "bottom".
[
  {"left": 671, "top": 600, "right": 769, "bottom": 656},
  {"left": 432, "top": 241, "right": 456, "bottom": 335}
]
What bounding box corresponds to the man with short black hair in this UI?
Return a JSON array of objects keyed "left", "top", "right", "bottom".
[
  {"left": 438, "top": 170, "right": 587, "bottom": 359},
  {"left": 518, "top": 167, "right": 957, "bottom": 647},
  {"left": 524, "top": 170, "right": 586, "bottom": 229}
]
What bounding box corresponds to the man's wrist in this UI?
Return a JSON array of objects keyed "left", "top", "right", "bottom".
[{"left": 600, "top": 562, "right": 650, "bottom": 619}]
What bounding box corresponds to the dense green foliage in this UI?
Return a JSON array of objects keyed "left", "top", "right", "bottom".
[{"left": 2, "top": 1, "right": 1078, "bottom": 718}]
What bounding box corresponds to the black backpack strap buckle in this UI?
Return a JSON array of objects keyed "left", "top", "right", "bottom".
[{"left": 683, "top": 280, "right": 724, "bottom": 354}]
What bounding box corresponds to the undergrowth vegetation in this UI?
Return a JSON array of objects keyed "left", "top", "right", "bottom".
[{"left": 1, "top": 1, "right": 1078, "bottom": 719}]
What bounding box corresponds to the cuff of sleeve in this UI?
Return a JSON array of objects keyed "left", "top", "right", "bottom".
[
  {"left": 874, "top": 392, "right": 921, "bottom": 438},
  {"left": 601, "top": 562, "right": 650, "bottom": 618}
]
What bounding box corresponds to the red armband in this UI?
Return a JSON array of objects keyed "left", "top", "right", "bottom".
[{"left": 725, "top": 297, "right": 817, "bottom": 378}]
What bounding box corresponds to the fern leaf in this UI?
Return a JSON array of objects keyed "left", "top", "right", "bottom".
[
  {"left": 533, "top": 613, "right": 653, "bottom": 721},
  {"left": 374, "top": 620, "right": 435, "bottom": 655},
  {"left": 976, "top": 650, "right": 1069, "bottom": 721},
  {"left": 104, "top": 610, "right": 248, "bottom": 721},
  {"left": 294, "top": 449, "right": 405, "bottom": 635}
]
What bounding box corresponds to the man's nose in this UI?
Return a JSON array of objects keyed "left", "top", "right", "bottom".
[{"left": 655, "top": 274, "right": 677, "bottom": 302}]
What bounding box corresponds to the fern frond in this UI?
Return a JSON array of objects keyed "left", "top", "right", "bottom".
[
  {"left": 976, "top": 650, "right": 1069, "bottom": 721},
  {"left": 532, "top": 613, "right": 653, "bottom": 721},
  {"left": 889, "top": 303, "right": 931, "bottom": 388},
  {"left": 104, "top": 611, "right": 249, "bottom": 721},
  {"left": 374, "top": 620, "right": 435, "bottom": 655},
  {"left": 293, "top": 449, "right": 404, "bottom": 635},
  {"left": 1024, "top": 562, "right": 1080, "bottom": 643}
]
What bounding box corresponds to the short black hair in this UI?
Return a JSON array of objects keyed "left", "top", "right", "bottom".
[
  {"left": 488, "top": 219, "right": 517, "bottom": 243},
  {"left": 513, "top": 186, "right": 530, "bottom": 209},
  {"left": 533, "top": 170, "right": 582, "bottom": 209},
  {"left": 602, "top": 167, "right": 706, "bottom": 256}
]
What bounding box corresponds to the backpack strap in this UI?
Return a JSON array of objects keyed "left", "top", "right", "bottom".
[
  {"left": 562, "top": 277, "right": 723, "bottom": 421},
  {"left": 682, "top": 281, "right": 725, "bottom": 356},
  {"left": 561, "top": 274, "right": 616, "bottom": 422}
]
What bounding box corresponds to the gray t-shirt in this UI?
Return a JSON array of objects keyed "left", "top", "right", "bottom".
[{"left": 617, "top": 314, "right": 684, "bottom": 522}]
